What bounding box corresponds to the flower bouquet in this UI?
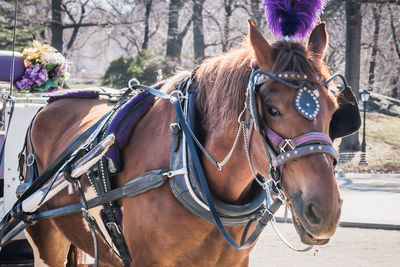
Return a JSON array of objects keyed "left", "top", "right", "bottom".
[{"left": 16, "top": 41, "right": 70, "bottom": 92}]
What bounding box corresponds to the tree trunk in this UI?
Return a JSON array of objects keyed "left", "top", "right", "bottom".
[
  {"left": 340, "top": 0, "right": 362, "bottom": 152},
  {"left": 51, "top": 0, "right": 63, "bottom": 52},
  {"left": 142, "top": 0, "right": 153, "bottom": 50},
  {"left": 367, "top": 5, "right": 382, "bottom": 92},
  {"left": 389, "top": 6, "right": 400, "bottom": 59},
  {"left": 250, "top": 0, "right": 263, "bottom": 27},
  {"left": 66, "top": 27, "right": 79, "bottom": 51},
  {"left": 166, "top": 0, "right": 185, "bottom": 61},
  {"left": 388, "top": 6, "right": 400, "bottom": 100},
  {"left": 222, "top": 0, "right": 233, "bottom": 52},
  {"left": 193, "top": 0, "right": 205, "bottom": 61}
]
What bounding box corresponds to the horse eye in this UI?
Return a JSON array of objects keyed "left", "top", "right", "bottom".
[{"left": 267, "top": 106, "right": 281, "bottom": 117}]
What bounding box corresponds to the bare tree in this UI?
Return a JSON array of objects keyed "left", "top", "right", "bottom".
[
  {"left": 367, "top": 4, "right": 383, "bottom": 92},
  {"left": 249, "top": 0, "right": 263, "bottom": 27},
  {"left": 341, "top": 0, "right": 362, "bottom": 152},
  {"left": 142, "top": 0, "right": 153, "bottom": 50},
  {"left": 388, "top": 5, "right": 400, "bottom": 59},
  {"left": 193, "top": 0, "right": 205, "bottom": 61},
  {"left": 166, "top": 0, "right": 193, "bottom": 61},
  {"left": 51, "top": 0, "right": 63, "bottom": 52}
]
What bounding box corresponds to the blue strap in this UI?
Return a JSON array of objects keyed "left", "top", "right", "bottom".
[
  {"left": 172, "top": 98, "right": 282, "bottom": 249},
  {"left": 130, "top": 84, "right": 170, "bottom": 99}
]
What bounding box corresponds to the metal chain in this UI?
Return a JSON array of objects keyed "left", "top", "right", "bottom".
[
  {"left": 216, "top": 123, "right": 243, "bottom": 169},
  {"left": 242, "top": 123, "right": 268, "bottom": 189}
]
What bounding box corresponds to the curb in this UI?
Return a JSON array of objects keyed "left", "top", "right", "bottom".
[
  {"left": 338, "top": 221, "right": 400, "bottom": 231},
  {"left": 336, "top": 172, "right": 400, "bottom": 179},
  {"left": 274, "top": 217, "right": 400, "bottom": 231}
]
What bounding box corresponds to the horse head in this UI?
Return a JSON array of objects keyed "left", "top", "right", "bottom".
[{"left": 248, "top": 20, "right": 345, "bottom": 246}]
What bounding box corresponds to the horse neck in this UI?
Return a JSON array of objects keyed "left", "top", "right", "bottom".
[{"left": 201, "top": 127, "right": 255, "bottom": 204}]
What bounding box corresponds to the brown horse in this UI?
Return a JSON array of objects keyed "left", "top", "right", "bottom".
[{"left": 26, "top": 21, "right": 343, "bottom": 266}]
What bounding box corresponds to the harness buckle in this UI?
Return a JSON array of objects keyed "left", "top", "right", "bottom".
[
  {"left": 106, "top": 221, "right": 122, "bottom": 235},
  {"left": 26, "top": 153, "right": 35, "bottom": 167},
  {"left": 169, "top": 90, "right": 187, "bottom": 103},
  {"left": 280, "top": 139, "right": 294, "bottom": 152},
  {"left": 163, "top": 168, "right": 187, "bottom": 178},
  {"left": 170, "top": 122, "right": 181, "bottom": 131}
]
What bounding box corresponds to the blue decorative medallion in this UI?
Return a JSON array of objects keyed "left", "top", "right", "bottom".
[{"left": 294, "top": 87, "right": 320, "bottom": 120}]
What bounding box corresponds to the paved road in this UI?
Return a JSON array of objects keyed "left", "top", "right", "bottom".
[
  {"left": 250, "top": 173, "right": 400, "bottom": 267},
  {"left": 273, "top": 173, "right": 400, "bottom": 226},
  {"left": 250, "top": 223, "right": 400, "bottom": 267},
  {"left": 337, "top": 173, "right": 400, "bottom": 225}
]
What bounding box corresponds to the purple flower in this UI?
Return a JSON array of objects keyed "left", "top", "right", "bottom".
[
  {"left": 15, "top": 64, "right": 49, "bottom": 90},
  {"left": 25, "top": 65, "right": 40, "bottom": 76},
  {"left": 25, "top": 65, "right": 48, "bottom": 86},
  {"left": 16, "top": 77, "right": 34, "bottom": 90},
  {"left": 33, "top": 68, "right": 48, "bottom": 85}
]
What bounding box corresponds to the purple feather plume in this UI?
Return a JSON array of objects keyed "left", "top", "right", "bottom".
[{"left": 263, "top": 0, "right": 327, "bottom": 39}]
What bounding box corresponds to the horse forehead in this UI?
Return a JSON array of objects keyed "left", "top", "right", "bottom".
[{"left": 261, "top": 82, "right": 297, "bottom": 104}]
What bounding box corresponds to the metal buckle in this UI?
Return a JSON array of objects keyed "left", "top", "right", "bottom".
[
  {"left": 106, "top": 221, "right": 122, "bottom": 235},
  {"left": 26, "top": 153, "right": 35, "bottom": 167},
  {"left": 170, "top": 122, "right": 181, "bottom": 131},
  {"left": 280, "top": 139, "right": 294, "bottom": 152},
  {"left": 169, "top": 90, "right": 186, "bottom": 103},
  {"left": 163, "top": 168, "right": 187, "bottom": 178}
]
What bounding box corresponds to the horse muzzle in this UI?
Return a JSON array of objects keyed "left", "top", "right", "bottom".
[{"left": 290, "top": 191, "right": 342, "bottom": 245}]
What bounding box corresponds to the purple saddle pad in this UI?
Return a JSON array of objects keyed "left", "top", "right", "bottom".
[{"left": 105, "top": 92, "right": 154, "bottom": 173}]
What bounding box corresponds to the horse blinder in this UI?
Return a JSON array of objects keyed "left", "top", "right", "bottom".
[{"left": 329, "top": 86, "right": 361, "bottom": 140}]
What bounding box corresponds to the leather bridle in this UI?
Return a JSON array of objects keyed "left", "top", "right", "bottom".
[{"left": 244, "top": 67, "right": 339, "bottom": 194}]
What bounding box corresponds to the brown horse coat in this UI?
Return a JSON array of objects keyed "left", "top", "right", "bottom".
[{"left": 26, "top": 21, "right": 342, "bottom": 267}]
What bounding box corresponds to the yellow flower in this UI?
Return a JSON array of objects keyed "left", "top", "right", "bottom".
[
  {"left": 22, "top": 47, "right": 40, "bottom": 62},
  {"left": 22, "top": 40, "right": 57, "bottom": 64}
]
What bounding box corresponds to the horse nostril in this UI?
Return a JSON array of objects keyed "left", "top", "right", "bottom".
[{"left": 304, "top": 203, "right": 321, "bottom": 225}]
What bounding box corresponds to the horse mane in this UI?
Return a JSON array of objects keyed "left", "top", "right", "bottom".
[
  {"left": 195, "top": 46, "right": 252, "bottom": 135},
  {"left": 195, "top": 41, "right": 335, "bottom": 134}
]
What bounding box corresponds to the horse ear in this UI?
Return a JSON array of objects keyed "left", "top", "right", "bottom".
[
  {"left": 248, "top": 19, "right": 272, "bottom": 68},
  {"left": 307, "top": 22, "right": 328, "bottom": 60}
]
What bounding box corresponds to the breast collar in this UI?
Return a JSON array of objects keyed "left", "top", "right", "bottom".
[{"left": 168, "top": 82, "right": 268, "bottom": 226}]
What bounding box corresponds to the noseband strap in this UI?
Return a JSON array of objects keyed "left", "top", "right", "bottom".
[{"left": 264, "top": 128, "right": 338, "bottom": 169}]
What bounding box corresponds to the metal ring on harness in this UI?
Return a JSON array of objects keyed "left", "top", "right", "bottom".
[{"left": 26, "top": 153, "right": 35, "bottom": 167}]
